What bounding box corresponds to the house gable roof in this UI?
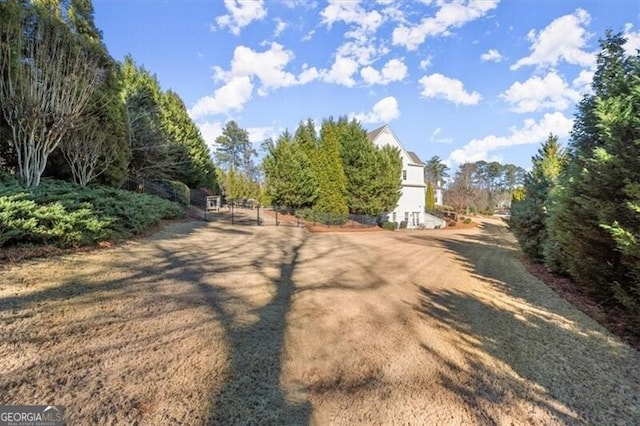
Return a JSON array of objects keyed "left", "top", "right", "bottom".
[
  {"left": 407, "top": 151, "right": 424, "bottom": 165},
  {"left": 366, "top": 125, "right": 386, "bottom": 142},
  {"left": 367, "top": 124, "right": 424, "bottom": 167}
]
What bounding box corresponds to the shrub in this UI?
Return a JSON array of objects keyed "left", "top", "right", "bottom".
[
  {"left": 148, "top": 179, "right": 190, "bottom": 206},
  {"left": 463, "top": 218, "right": 472, "bottom": 224},
  {"left": 399, "top": 220, "right": 408, "bottom": 229},
  {"left": 380, "top": 221, "right": 396, "bottom": 231},
  {"left": 0, "top": 178, "right": 184, "bottom": 248},
  {"left": 295, "top": 208, "right": 348, "bottom": 225}
]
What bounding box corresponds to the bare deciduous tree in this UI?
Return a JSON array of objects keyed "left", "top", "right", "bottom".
[{"left": 0, "top": 4, "right": 102, "bottom": 187}]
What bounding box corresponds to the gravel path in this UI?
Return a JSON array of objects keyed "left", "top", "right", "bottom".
[{"left": 1, "top": 218, "right": 638, "bottom": 424}]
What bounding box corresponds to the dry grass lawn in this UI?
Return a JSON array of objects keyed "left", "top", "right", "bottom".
[{"left": 1, "top": 218, "right": 639, "bottom": 424}]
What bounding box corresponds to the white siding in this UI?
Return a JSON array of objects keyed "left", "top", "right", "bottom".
[{"left": 371, "top": 126, "right": 426, "bottom": 228}]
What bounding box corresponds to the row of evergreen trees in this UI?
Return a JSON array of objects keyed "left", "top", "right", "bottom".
[
  {"left": 262, "top": 117, "right": 403, "bottom": 217},
  {"left": 510, "top": 31, "right": 640, "bottom": 329},
  {"left": 0, "top": 0, "right": 216, "bottom": 190}
]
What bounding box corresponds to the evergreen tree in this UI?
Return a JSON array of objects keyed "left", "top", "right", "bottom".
[
  {"left": 376, "top": 145, "right": 403, "bottom": 214},
  {"left": 425, "top": 182, "right": 436, "bottom": 213},
  {"left": 122, "top": 56, "right": 178, "bottom": 180},
  {"left": 334, "top": 117, "right": 381, "bottom": 215},
  {"left": 160, "top": 90, "right": 216, "bottom": 189},
  {"left": 510, "top": 134, "right": 565, "bottom": 261},
  {"left": 314, "top": 119, "right": 348, "bottom": 215},
  {"left": 215, "top": 120, "right": 252, "bottom": 174},
  {"left": 262, "top": 131, "right": 317, "bottom": 209},
  {"left": 544, "top": 31, "right": 639, "bottom": 306},
  {"left": 424, "top": 155, "right": 449, "bottom": 186}
]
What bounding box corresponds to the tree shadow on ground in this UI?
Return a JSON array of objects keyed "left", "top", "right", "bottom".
[
  {"left": 145, "top": 227, "right": 314, "bottom": 424},
  {"left": 414, "top": 224, "right": 640, "bottom": 424}
]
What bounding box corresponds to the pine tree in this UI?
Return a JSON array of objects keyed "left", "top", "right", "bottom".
[{"left": 215, "top": 120, "right": 253, "bottom": 174}]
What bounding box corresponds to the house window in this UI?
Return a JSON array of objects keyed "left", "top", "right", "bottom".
[
  {"left": 392, "top": 212, "right": 396, "bottom": 223},
  {"left": 404, "top": 212, "right": 409, "bottom": 222},
  {"left": 402, "top": 170, "right": 407, "bottom": 180}
]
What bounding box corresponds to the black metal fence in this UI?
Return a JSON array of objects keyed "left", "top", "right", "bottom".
[{"left": 204, "top": 203, "right": 379, "bottom": 229}]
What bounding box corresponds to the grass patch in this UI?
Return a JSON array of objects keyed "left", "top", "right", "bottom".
[{"left": 0, "top": 177, "right": 185, "bottom": 248}]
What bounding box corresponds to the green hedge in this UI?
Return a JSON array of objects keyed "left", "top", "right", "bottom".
[
  {"left": 295, "top": 208, "right": 348, "bottom": 225},
  {"left": 380, "top": 221, "right": 396, "bottom": 231},
  {"left": 148, "top": 179, "right": 190, "bottom": 206},
  {"left": 0, "top": 177, "right": 185, "bottom": 248}
]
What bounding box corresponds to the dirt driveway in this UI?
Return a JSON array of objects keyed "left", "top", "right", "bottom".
[{"left": 1, "top": 219, "right": 639, "bottom": 424}]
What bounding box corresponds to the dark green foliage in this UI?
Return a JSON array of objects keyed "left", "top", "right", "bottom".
[
  {"left": 380, "top": 221, "right": 396, "bottom": 231},
  {"left": 314, "top": 119, "right": 348, "bottom": 215},
  {"left": 542, "top": 30, "right": 640, "bottom": 323},
  {"left": 510, "top": 134, "right": 565, "bottom": 261},
  {"left": 335, "top": 117, "right": 379, "bottom": 215},
  {"left": 0, "top": 177, "right": 184, "bottom": 248},
  {"left": 215, "top": 120, "right": 254, "bottom": 174},
  {"left": 160, "top": 91, "right": 216, "bottom": 189},
  {"left": 147, "top": 179, "right": 190, "bottom": 206},
  {"left": 424, "top": 155, "right": 449, "bottom": 186},
  {"left": 263, "top": 118, "right": 402, "bottom": 217},
  {"left": 262, "top": 131, "right": 317, "bottom": 209},
  {"left": 376, "top": 145, "right": 403, "bottom": 214},
  {"left": 122, "top": 56, "right": 174, "bottom": 180},
  {"left": 294, "top": 208, "right": 348, "bottom": 225},
  {"left": 334, "top": 116, "right": 403, "bottom": 216}
]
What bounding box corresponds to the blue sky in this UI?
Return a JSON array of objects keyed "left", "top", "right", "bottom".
[{"left": 93, "top": 0, "right": 640, "bottom": 170}]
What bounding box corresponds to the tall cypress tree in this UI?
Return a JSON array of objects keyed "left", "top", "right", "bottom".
[
  {"left": 314, "top": 119, "right": 348, "bottom": 215},
  {"left": 510, "top": 134, "right": 565, "bottom": 261},
  {"left": 545, "top": 31, "right": 639, "bottom": 303},
  {"left": 262, "top": 131, "right": 317, "bottom": 209}
]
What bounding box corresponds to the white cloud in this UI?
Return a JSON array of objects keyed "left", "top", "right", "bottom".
[
  {"left": 321, "top": 0, "right": 383, "bottom": 34},
  {"left": 419, "top": 56, "right": 432, "bottom": 70},
  {"left": 283, "top": 0, "right": 317, "bottom": 9},
  {"left": 190, "top": 43, "right": 321, "bottom": 118},
  {"left": 448, "top": 112, "right": 573, "bottom": 164},
  {"left": 360, "top": 58, "right": 408, "bottom": 85},
  {"left": 197, "top": 121, "right": 224, "bottom": 152},
  {"left": 572, "top": 69, "right": 594, "bottom": 96},
  {"left": 480, "top": 48, "right": 503, "bottom": 62},
  {"left": 430, "top": 127, "right": 453, "bottom": 144},
  {"left": 301, "top": 30, "right": 315, "bottom": 42},
  {"left": 226, "top": 43, "right": 300, "bottom": 90},
  {"left": 320, "top": 0, "right": 388, "bottom": 66},
  {"left": 624, "top": 23, "right": 640, "bottom": 55},
  {"left": 247, "top": 126, "right": 278, "bottom": 143},
  {"left": 273, "top": 18, "right": 287, "bottom": 37},
  {"left": 392, "top": 0, "right": 500, "bottom": 50},
  {"left": 214, "top": 0, "right": 267, "bottom": 36},
  {"left": 336, "top": 41, "right": 382, "bottom": 66},
  {"left": 189, "top": 76, "right": 253, "bottom": 119},
  {"left": 501, "top": 71, "right": 581, "bottom": 113},
  {"left": 418, "top": 73, "right": 481, "bottom": 105},
  {"left": 511, "top": 9, "right": 595, "bottom": 70},
  {"left": 352, "top": 96, "right": 400, "bottom": 124},
  {"left": 321, "top": 56, "right": 359, "bottom": 87}
]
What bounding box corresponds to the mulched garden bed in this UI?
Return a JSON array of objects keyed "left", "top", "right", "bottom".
[{"left": 523, "top": 259, "right": 640, "bottom": 352}]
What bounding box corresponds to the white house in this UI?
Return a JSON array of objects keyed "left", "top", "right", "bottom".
[{"left": 368, "top": 125, "right": 445, "bottom": 229}]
